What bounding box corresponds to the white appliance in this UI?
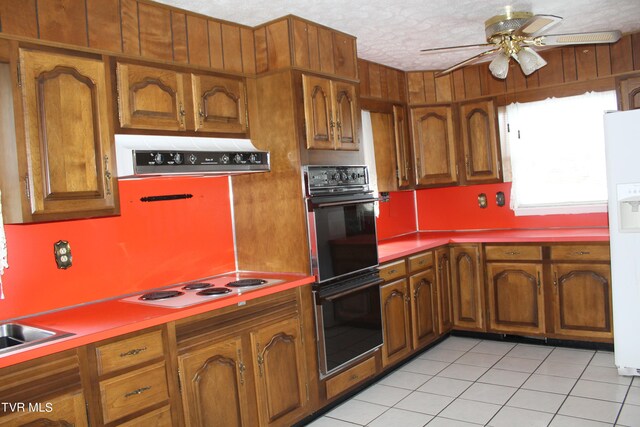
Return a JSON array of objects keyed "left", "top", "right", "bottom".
[{"left": 604, "top": 108, "right": 640, "bottom": 376}]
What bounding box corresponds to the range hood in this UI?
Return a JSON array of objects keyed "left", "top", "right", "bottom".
[{"left": 115, "top": 134, "right": 270, "bottom": 178}]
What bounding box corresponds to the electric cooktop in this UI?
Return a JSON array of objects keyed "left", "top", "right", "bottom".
[{"left": 121, "top": 275, "right": 284, "bottom": 308}]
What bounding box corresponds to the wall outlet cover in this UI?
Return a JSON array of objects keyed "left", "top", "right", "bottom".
[{"left": 54, "top": 240, "right": 72, "bottom": 269}]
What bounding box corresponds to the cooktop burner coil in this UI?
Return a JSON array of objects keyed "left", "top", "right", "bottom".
[
  {"left": 196, "top": 287, "right": 233, "bottom": 296},
  {"left": 226, "top": 279, "right": 268, "bottom": 288},
  {"left": 139, "top": 290, "right": 184, "bottom": 301},
  {"left": 182, "top": 282, "right": 211, "bottom": 290}
]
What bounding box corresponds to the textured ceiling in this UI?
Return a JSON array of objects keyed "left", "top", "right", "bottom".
[{"left": 155, "top": 0, "right": 640, "bottom": 71}]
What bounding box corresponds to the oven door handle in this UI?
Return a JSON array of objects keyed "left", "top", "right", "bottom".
[
  {"left": 313, "top": 197, "right": 381, "bottom": 209},
  {"left": 321, "top": 277, "right": 384, "bottom": 301}
]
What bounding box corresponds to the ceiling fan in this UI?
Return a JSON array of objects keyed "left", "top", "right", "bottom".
[{"left": 422, "top": 9, "right": 622, "bottom": 79}]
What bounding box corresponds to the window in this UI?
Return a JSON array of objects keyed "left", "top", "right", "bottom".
[{"left": 498, "top": 91, "right": 617, "bottom": 215}]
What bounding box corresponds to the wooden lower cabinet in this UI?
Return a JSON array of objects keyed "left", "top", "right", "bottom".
[
  {"left": 0, "top": 350, "right": 88, "bottom": 426},
  {"left": 450, "top": 245, "right": 485, "bottom": 331},
  {"left": 251, "top": 316, "right": 308, "bottom": 427},
  {"left": 551, "top": 263, "right": 613, "bottom": 340},
  {"left": 409, "top": 267, "right": 439, "bottom": 348},
  {"left": 435, "top": 247, "right": 453, "bottom": 334},
  {"left": 486, "top": 263, "right": 545, "bottom": 335},
  {"left": 380, "top": 279, "right": 412, "bottom": 367},
  {"left": 178, "top": 336, "right": 250, "bottom": 427}
]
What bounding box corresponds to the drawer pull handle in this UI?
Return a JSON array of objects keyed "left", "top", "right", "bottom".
[
  {"left": 350, "top": 374, "right": 359, "bottom": 380},
  {"left": 574, "top": 251, "right": 591, "bottom": 255},
  {"left": 388, "top": 269, "right": 397, "bottom": 274},
  {"left": 418, "top": 260, "right": 425, "bottom": 265},
  {"left": 124, "top": 386, "right": 151, "bottom": 398},
  {"left": 120, "top": 346, "right": 147, "bottom": 357},
  {"left": 505, "top": 251, "right": 521, "bottom": 255}
]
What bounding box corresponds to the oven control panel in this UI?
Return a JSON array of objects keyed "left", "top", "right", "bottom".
[{"left": 305, "top": 165, "right": 369, "bottom": 194}]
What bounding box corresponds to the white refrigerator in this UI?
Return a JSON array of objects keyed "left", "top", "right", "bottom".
[{"left": 604, "top": 108, "right": 640, "bottom": 376}]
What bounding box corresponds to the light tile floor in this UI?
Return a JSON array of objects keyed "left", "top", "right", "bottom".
[{"left": 306, "top": 336, "right": 640, "bottom": 427}]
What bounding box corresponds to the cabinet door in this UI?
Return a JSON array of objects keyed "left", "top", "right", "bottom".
[
  {"left": 332, "top": 81, "right": 359, "bottom": 150},
  {"left": 410, "top": 106, "right": 458, "bottom": 186},
  {"left": 0, "top": 391, "right": 87, "bottom": 426},
  {"left": 459, "top": 99, "right": 501, "bottom": 183},
  {"left": 450, "top": 245, "right": 485, "bottom": 331},
  {"left": 251, "top": 316, "right": 308, "bottom": 427},
  {"left": 380, "top": 279, "right": 412, "bottom": 367},
  {"left": 178, "top": 337, "right": 249, "bottom": 427},
  {"left": 551, "top": 264, "right": 613, "bottom": 340},
  {"left": 371, "top": 111, "right": 398, "bottom": 192},
  {"left": 618, "top": 74, "right": 640, "bottom": 110},
  {"left": 410, "top": 268, "right": 439, "bottom": 349},
  {"left": 393, "top": 105, "right": 412, "bottom": 189},
  {"left": 117, "top": 62, "right": 186, "bottom": 131},
  {"left": 302, "top": 74, "right": 334, "bottom": 149},
  {"left": 436, "top": 247, "right": 453, "bottom": 334},
  {"left": 192, "top": 74, "right": 248, "bottom": 133},
  {"left": 486, "top": 263, "right": 545, "bottom": 335},
  {"left": 18, "top": 49, "right": 118, "bottom": 221}
]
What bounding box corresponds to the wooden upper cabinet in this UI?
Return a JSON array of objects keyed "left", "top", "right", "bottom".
[
  {"left": 410, "top": 105, "right": 458, "bottom": 187},
  {"left": 450, "top": 245, "right": 485, "bottom": 331},
  {"left": 459, "top": 99, "right": 502, "bottom": 184},
  {"left": 486, "top": 263, "right": 545, "bottom": 335},
  {"left": 302, "top": 74, "right": 333, "bottom": 149},
  {"left": 191, "top": 73, "right": 248, "bottom": 133},
  {"left": 618, "top": 74, "right": 640, "bottom": 110},
  {"left": 251, "top": 316, "right": 308, "bottom": 427},
  {"left": 393, "top": 105, "right": 412, "bottom": 189},
  {"left": 302, "top": 74, "right": 359, "bottom": 151},
  {"left": 371, "top": 111, "right": 397, "bottom": 192},
  {"left": 551, "top": 263, "right": 613, "bottom": 340},
  {"left": 8, "top": 49, "right": 118, "bottom": 222},
  {"left": 178, "top": 336, "right": 250, "bottom": 427},
  {"left": 117, "top": 62, "right": 186, "bottom": 131}
]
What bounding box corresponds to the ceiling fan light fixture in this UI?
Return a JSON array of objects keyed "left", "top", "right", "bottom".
[
  {"left": 489, "top": 53, "right": 510, "bottom": 79},
  {"left": 516, "top": 47, "right": 547, "bottom": 75}
]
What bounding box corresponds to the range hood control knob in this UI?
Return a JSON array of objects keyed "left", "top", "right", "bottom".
[
  {"left": 188, "top": 154, "right": 197, "bottom": 164},
  {"left": 173, "top": 153, "right": 183, "bottom": 164},
  {"left": 153, "top": 153, "right": 164, "bottom": 164},
  {"left": 220, "top": 154, "right": 230, "bottom": 164},
  {"left": 233, "top": 154, "right": 243, "bottom": 164}
]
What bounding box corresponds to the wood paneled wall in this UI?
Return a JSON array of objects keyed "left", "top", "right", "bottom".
[
  {"left": 0, "top": 0, "right": 256, "bottom": 74},
  {"left": 358, "top": 59, "right": 406, "bottom": 103},
  {"left": 254, "top": 16, "right": 358, "bottom": 80},
  {"left": 407, "top": 33, "right": 640, "bottom": 105}
]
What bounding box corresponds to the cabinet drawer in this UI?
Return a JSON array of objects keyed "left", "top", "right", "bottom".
[
  {"left": 408, "top": 252, "right": 433, "bottom": 272},
  {"left": 551, "top": 245, "right": 610, "bottom": 261},
  {"left": 380, "top": 260, "right": 406, "bottom": 281},
  {"left": 325, "top": 357, "right": 376, "bottom": 400},
  {"left": 99, "top": 362, "right": 169, "bottom": 424},
  {"left": 95, "top": 330, "right": 164, "bottom": 375},
  {"left": 118, "top": 405, "right": 172, "bottom": 427},
  {"left": 485, "top": 245, "right": 542, "bottom": 261}
]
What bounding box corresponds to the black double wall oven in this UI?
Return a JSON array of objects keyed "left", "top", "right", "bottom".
[{"left": 304, "top": 165, "right": 383, "bottom": 378}]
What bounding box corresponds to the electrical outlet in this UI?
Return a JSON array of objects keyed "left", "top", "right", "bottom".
[
  {"left": 478, "top": 193, "right": 488, "bottom": 208},
  {"left": 54, "top": 240, "right": 72, "bottom": 269}
]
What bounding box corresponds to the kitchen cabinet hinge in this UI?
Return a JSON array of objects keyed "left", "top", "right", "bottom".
[
  {"left": 305, "top": 382, "right": 310, "bottom": 401},
  {"left": 16, "top": 63, "right": 21, "bottom": 87},
  {"left": 177, "top": 368, "right": 182, "bottom": 393},
  {"left": 300, "top": 321, "right": 304, "bottom": 345},
  {"left": 244, "top": 90, "right": 250, "bottom": 131},
  {"left": 23, "top": 174, "right": 30, "bottom": 201}
]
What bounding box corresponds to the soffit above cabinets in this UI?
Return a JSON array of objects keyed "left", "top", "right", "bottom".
[{"left": 155, "top": 0, "right": 640, "bottom": 71}]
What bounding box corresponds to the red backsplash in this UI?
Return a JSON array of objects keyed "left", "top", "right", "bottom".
[
  {"left": 1, "top": 176, "right": 236, "bottom": 320},
  {"left": 416, "top": 182, "right": 608, "bottom": 230},
  {"left": 376, "top": 190, "right": 417, "bottom": 240}
]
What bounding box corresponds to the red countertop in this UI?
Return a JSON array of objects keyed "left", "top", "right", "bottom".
[
  {"left": 0, "top": 272, "right": 315, "bottom": 369},
  {"left": 378, "top": 228, "right": 610, "bottom": 263}
]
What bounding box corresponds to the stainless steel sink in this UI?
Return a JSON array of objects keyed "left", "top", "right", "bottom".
[{"left": 0, "top": 323, "right": 73, "bottom": 355}]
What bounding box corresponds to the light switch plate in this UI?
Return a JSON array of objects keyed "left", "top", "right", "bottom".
[{"left": 54, "top": 240, "right": 72, "bottom": 269}]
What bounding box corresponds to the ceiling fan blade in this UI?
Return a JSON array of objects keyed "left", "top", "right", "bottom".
[
  {"left": 513, "top": 14, "right": 562, "bottom": 37},
  {"left": 435, "top": 48, "right": 501, "bottom": 76},
  {"left": 536, "top": 30, "right": 622, "bottom": 46},
  {"left": 421, "top": 43, "right": 493, "bottom": 53}
]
